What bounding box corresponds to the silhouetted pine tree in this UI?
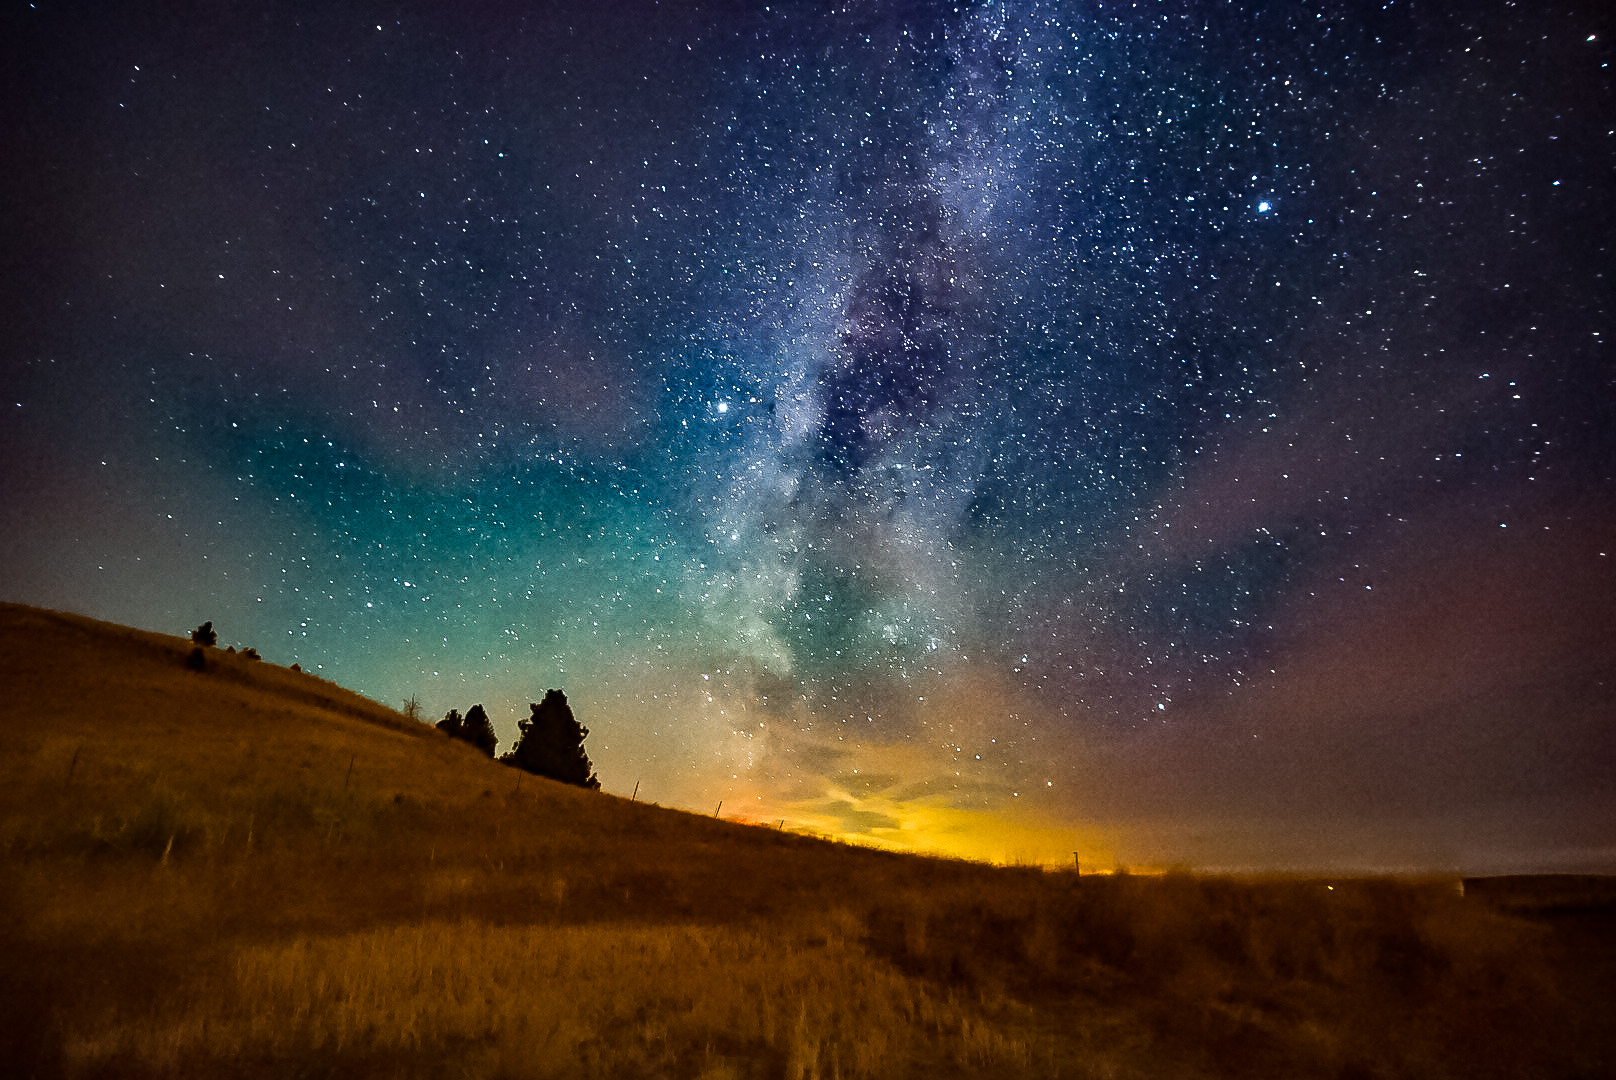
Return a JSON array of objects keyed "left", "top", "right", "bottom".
[
  {"left": 502, "top": 690, "right": 599, "bottom": 789},
  {"left": 461, "top": 704, "right": 499, "bottom": 758},
  {"left": 191, "top": 622, "right": 217, "bottom": 647}
]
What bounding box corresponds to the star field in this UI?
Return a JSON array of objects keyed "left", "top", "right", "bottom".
[{"left": 3, "top": 0, "right": 1612, "bottom": 871}]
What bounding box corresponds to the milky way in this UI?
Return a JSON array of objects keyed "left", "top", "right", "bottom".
[{"left": 3, "top": 0, "right": 1612, "bottom": 871}]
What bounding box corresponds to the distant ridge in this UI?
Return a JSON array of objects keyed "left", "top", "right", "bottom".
[
  {"left": 0, "top": 600, "right": 625, "bottom": 825},
  {"left": 0, "top": 602, "right": 421, "bottom": 735}
]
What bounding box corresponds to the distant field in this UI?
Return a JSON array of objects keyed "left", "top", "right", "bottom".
[{"left": 1, "top": 602, "right": 1610, "bottom": 1079}]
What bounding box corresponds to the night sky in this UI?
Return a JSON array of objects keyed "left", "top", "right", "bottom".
[{"left": 4, "top": 0, "right": 1612, "bottom": 872}]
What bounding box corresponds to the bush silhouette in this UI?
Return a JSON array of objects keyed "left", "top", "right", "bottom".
[
  {"left": 502, "top": 690, "right": 599, "bottom": 789},
  {"left": 434, "top": 705, "right": 499, "bottom": 757},
  {"left": 191, "top": 622, "right": 217, "bottom": 647},
  {"left": 437, "top": 709, "right": 464, "bottom": 739}
]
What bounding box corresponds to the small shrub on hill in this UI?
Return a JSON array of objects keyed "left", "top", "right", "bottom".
[
  {"left": 190, "top": 622, "right": 217, "bottom": 647},
  {"left": 436, "top": 708, "right": 464, "bottom": 740},
  {"left": 436, "top": 706, "right": 498, "bottom": 756}
]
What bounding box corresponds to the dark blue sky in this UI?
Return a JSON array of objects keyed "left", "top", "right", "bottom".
[{"left": 3, "top": 0, "right": 1612, "bottom": 870}]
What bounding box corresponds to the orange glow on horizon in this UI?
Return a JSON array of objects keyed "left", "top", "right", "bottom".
[{"left": 748, "top": 788, "right": 1114, "bottom": 869}]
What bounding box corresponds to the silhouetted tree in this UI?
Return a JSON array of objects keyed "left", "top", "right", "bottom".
[
  {"left": 502, "top": 690, "right": 599, "bottom": 789},
  {"left": 437, "top": 708, "right": 464, "bottom": 740},
  {"left": 461, "top": 704, "right": 499, "bottom": 758},
  {"left": 433, "top": 705, "right": 499, "bottom": 756},
  {"left": 191, "top": 621, "right": 217, "bottom": 647}
]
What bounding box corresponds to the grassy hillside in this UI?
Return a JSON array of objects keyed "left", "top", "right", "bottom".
[{"left": 0, "top": 603, "right": 1607, "bottom": 1079}]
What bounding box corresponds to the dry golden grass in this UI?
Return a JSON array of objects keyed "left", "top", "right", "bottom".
[
  {"left": 63, "top": 919, "right": 1053, "bottom": 1079},
  {"left": 1, "top": 603, "right": 1609, "bottom": 1079}
]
